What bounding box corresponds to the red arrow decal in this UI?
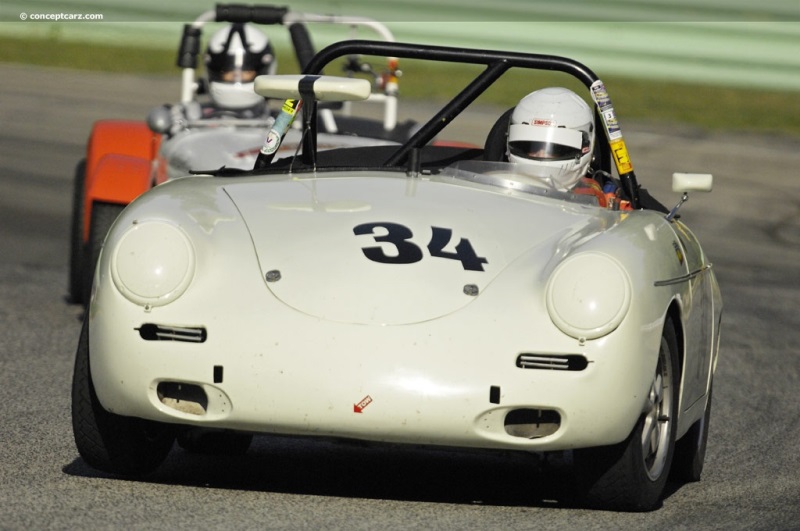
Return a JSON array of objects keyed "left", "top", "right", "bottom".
[{"left": 354, "top": 395, "right": 373, "bottom": 413}]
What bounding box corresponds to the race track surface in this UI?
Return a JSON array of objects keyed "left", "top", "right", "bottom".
[{"left": 1, "top": 64, "right": 799, "bottom": 529}]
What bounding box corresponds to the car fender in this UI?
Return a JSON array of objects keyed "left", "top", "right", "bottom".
[
  {"left": 82, "top": 120, "right": 161, "bottom": 241},
  {"left": 83, "top": 154, "right": 153, "bottom": 240},
  {"left": 85, "top": 120, "right": 160, "bottom": 185}
]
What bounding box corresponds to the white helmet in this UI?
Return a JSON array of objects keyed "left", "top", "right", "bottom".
[
  {"left": 204, "top": 23, "right": 277, "bottom": 109},
  {"left": 507, "top": 87, "right": 595, "bottom": 190}
]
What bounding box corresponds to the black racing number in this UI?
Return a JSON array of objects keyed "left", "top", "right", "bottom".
[
  {"left": 354, "top": 223, "right": 488, "bottom": 271},
  {"left": 353, "top": 222, "right": 423, "bottom": 264},
  {"left": 428, "top": 226, "right": 488, "bottom": 272}
]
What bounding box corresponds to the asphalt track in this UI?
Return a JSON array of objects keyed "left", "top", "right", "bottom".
[{"left": 1, "top": 64, "right": 799, "bottom": 529}]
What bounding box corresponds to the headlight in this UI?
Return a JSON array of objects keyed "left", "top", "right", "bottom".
[
  {"left": 111, "top": 221, "right": 195, "bottom": 307},
  {"left": 546, "top": 252, "right": 631, "bottom": 340}
]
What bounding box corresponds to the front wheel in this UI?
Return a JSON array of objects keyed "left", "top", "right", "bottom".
[
  {"left": 575, "top": 318, "right": 680, "bottom": 512},
  {"left": 71, "top": 318, "right": 175, "bottom": 476},
  {"left": 671, "top": 385, "right": 712, "bottom": 482},
  {"left": 68, "top": 159, "right": 86, "bottom": 304}
]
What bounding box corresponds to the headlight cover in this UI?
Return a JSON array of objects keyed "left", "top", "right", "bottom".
[
  {"left": 546, "top": 252, "right": 631, "bottom": 340},
  {"left": 111, "top": 221, "right": 195, "bottom": 307}
]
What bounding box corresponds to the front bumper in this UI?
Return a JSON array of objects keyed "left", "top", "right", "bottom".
[{"left": 89, "top": 284, "right": 659, "bottom": 453}]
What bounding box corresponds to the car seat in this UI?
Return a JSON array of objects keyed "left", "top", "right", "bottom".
[{"left": 482, "top": 107, "right": 514, "bottom": 161}]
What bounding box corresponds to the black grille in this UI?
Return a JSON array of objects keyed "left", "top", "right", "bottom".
[
  {"left": 516, "top": 353, "right": 588, "bottom": 371},
  {"left": 137, "top": 324, "right": 207, "bottom": 343}
]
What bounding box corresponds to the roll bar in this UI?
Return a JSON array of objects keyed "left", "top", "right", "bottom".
[{"left": 298, "top": 40, "right": 642, "bottom": 208}]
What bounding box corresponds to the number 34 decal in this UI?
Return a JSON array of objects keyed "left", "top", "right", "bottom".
[{"left": 353, "top": 222, "right": 488, "bottom": 272}]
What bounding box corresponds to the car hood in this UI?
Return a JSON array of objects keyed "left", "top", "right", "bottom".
[{"left": 223, "top": 172, "right": 618, "bottom": 325}]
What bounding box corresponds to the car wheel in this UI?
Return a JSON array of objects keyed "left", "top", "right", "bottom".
[
  {"left": 177, "top": 429, "right": 253, "bottom": 456},
  {"left": 71, "top": 318, "right": 175, "bottom": 476},
  {"left": 575, "top": 318, "right": 680, "bottom": 512},
  {"left": 671, "top": 385, "right": 712, "bottom": 483},
  {"left": 82, "top": 202, "right": 125, "bottom": 305},
  {"left": 68, "top": 159, "right": 86, "bottom": 304}
]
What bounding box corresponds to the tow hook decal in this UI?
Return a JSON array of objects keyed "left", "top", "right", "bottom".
[{"left": 354, "top": 395, "right": 373, "bottom": 413}]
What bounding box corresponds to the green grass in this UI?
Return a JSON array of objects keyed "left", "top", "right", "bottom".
[{"left": 3, "top": 34, "right": 799, "bottom": 138}]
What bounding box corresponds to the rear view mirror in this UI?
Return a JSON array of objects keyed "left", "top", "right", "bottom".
[{"left": 254, "top": 74, "right": 372, "bottom": 102}]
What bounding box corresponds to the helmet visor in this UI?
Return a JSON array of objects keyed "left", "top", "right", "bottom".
[
  {"left": 209, "top": 68, "right": 258, "bottom": 84},
  {"left": 508, "top": 140, "right": 582, "bottom": 161},
  {"left": 507, "top": 124, "right": 590, "bottom": 161}
]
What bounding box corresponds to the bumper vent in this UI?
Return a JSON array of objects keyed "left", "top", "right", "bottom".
[
  {"left": 137, "top": 323, "right": 207, "bottom": 343},
  {"left": 516, "top": 353, "right": 588, "bottom": 371},
  {"left": 157, "top": 382, "right": 208, "bottom": 415},
  {"left": 505, "top": 408, "right": 561, "bottom": 439}
]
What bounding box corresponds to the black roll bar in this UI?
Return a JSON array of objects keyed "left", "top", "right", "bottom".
[
  {"left": 301, "top": 39, "right": 641, "bottom": 208},
  {"left": 176, "top": 25, "right": 202, "bottom": 69},
  {"left": 215, "top": 3, "right": 288, "bottom": 24}
]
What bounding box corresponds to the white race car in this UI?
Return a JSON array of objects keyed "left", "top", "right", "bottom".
[{"left": 71, "top": 40, "right": 722, "bottom": 512}]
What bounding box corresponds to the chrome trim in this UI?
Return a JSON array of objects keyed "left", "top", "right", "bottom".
[
  {"left": 516, "top": 353, "right": 588, "bottom": 371},
  {"left": 654, "top": 264, "right": 712, "bottom": 286},
  {"left": 137, "top": 323, "right": 207, "bottom": 343}
]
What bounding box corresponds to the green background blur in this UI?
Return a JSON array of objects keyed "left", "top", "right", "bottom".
[{"left": 1, "top": 0, "right": 798, "bottom": 136}]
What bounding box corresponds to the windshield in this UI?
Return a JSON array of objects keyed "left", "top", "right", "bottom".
[{"left": 437, "top": 160, "right": 599, "bottom": 206}]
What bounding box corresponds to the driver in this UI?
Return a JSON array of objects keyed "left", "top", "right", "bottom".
[
  {"left": 506, "top": 87, "right": 625, "bottom": 209},
  {"left": 147, "top": 23, "right": 277, "bottom": 136},
  {"left": 203, "top": 22, "right": 277, "bottom": 117}
]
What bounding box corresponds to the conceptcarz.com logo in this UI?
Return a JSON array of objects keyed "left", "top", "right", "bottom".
[{"left": 19, "top": 12, "right": 104, "bottom": 21}]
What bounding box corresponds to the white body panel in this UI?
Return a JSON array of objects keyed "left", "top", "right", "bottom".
[{"left": 88, "top": 167, "right": 721, "bottom": 452}]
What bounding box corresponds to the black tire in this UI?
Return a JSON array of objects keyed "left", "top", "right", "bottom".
[
  {"left": 177, "top": 429, "right": 253, "bottom": 456},
  {"left": 68, "top": 159, "right": 86, "bottom": 304},
  {"left": 82, "top": 202, "right": 125, "bottom": 305},
  {"left": 671, "top": 385, "right": 712, "bottom": 483},
  {"left": 71, "top": 318, "right": 175, "bottom": 476},
  {"left": 575, "top": 318, "right": 680, "bottom": 512}
]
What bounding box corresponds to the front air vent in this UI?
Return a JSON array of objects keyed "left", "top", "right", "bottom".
[
  {"left": 516, "top": 353, "right": 588, "bottom": 371},
  {"left": 137, "top": 323, "right": 207, "bottom": 343},
  {"left": 504, "top": 408, "right": 561, "bottom": 439},
  {"left": 157, "top": 382, "right": 208, "bottom": 415}
]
